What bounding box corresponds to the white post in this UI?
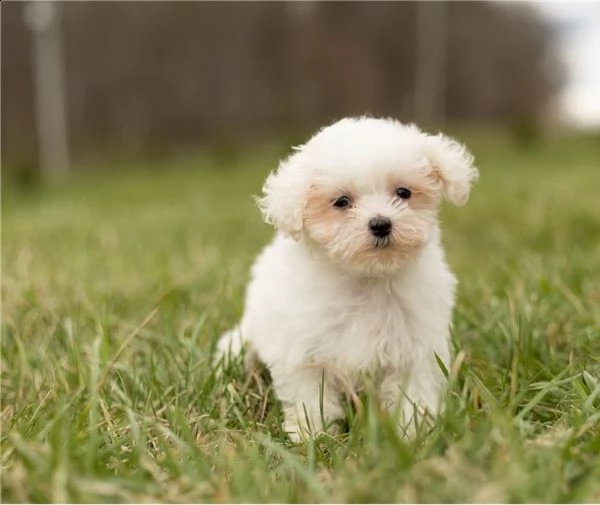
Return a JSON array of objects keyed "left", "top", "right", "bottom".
[
  {"left": 414, "top": 1, "right": 448, "bottom": 124},
  {"left": 24, "top": 1, "right": 70, "bottom": 181}
]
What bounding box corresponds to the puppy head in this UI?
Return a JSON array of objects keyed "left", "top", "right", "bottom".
[{"left": 258, "top": 117, "right": 478, "bottom": 275}]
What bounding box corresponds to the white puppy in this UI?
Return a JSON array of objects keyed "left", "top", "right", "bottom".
[{"left": 217, "top": 117, "right": 478, "bottom": 441}]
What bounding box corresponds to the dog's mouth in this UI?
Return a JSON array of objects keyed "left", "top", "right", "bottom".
[{"left": 373, "top": 237, "right": 391, "bottom": 249}]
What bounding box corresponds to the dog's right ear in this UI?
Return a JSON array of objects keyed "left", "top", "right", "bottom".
[{"left": 256, "top": 149, "right": 311, "bottom": 240}]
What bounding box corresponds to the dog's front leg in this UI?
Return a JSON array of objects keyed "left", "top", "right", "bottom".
[
  {"left": 379, "top": 359, "right": 444, "bottom": 437},
  {"left": 271, "top": 367, "right": 345, "bottom": 443}
]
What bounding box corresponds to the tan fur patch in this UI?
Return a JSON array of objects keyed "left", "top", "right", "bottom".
[
  {"left": 389, "top": 171, "right": 442, "bottom": 211},
  {"left": 304, "top": 185, "right": 348, "bottom": 247}
]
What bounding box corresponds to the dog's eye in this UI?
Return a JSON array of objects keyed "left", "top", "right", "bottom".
[
  {"left": 332, "top": 196, "right": 351, "bottom": 208},
  {"left": 396, "top": 187, "right": 412, "bottom": 200}
]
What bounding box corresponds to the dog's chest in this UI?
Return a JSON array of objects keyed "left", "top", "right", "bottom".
[{"left": 308, "top": 280, "right": 414, "bottom": 372}]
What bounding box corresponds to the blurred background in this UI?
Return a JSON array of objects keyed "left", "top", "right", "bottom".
[{"left": 2, "top": 1, "right": 598, "bottom": 182}]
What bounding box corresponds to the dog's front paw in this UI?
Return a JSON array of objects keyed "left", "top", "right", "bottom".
[
  {"left": 283, "top": 416, "right": 343, "bottom": 443},
  {"left": 282, "top": 418, "right": 307, "bottom": 444}
]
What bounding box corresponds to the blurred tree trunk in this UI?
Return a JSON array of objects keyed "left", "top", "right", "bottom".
[
  {"left": 24, "top": 1, "right": 70, "bottom": 180},
  {"left": 414, "top": 1, "right": 448, "bottom": 124}
]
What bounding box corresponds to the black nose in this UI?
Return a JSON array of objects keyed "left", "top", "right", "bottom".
[{"left": 368, "top": 216, "right": 392, "bottom": 238}]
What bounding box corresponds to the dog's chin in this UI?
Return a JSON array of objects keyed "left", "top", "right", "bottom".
[{"left": 328, "top": 239, "right": 422, "bottom": 278}]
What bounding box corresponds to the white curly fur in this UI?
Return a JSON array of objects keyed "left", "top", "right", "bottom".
[{"left": 217, "top": 117, "right": 478, "bottom": 442}]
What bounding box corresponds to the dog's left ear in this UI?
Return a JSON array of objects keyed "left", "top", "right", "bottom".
[{"left": 423, "top": 133, "right": 479, "bottom": 206}]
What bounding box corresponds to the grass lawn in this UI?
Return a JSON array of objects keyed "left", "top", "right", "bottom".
[{"left": 2, "top": 131, "right": 599, "bottom": 503}]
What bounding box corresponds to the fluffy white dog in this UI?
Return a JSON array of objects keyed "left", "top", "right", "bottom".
[{"left": 217, "top": 117, "right": 478, "bottom": 442}]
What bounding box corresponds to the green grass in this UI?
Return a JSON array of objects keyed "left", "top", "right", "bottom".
[{"left": 2, "top": 132, "right": 600, "bottom": 503}]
